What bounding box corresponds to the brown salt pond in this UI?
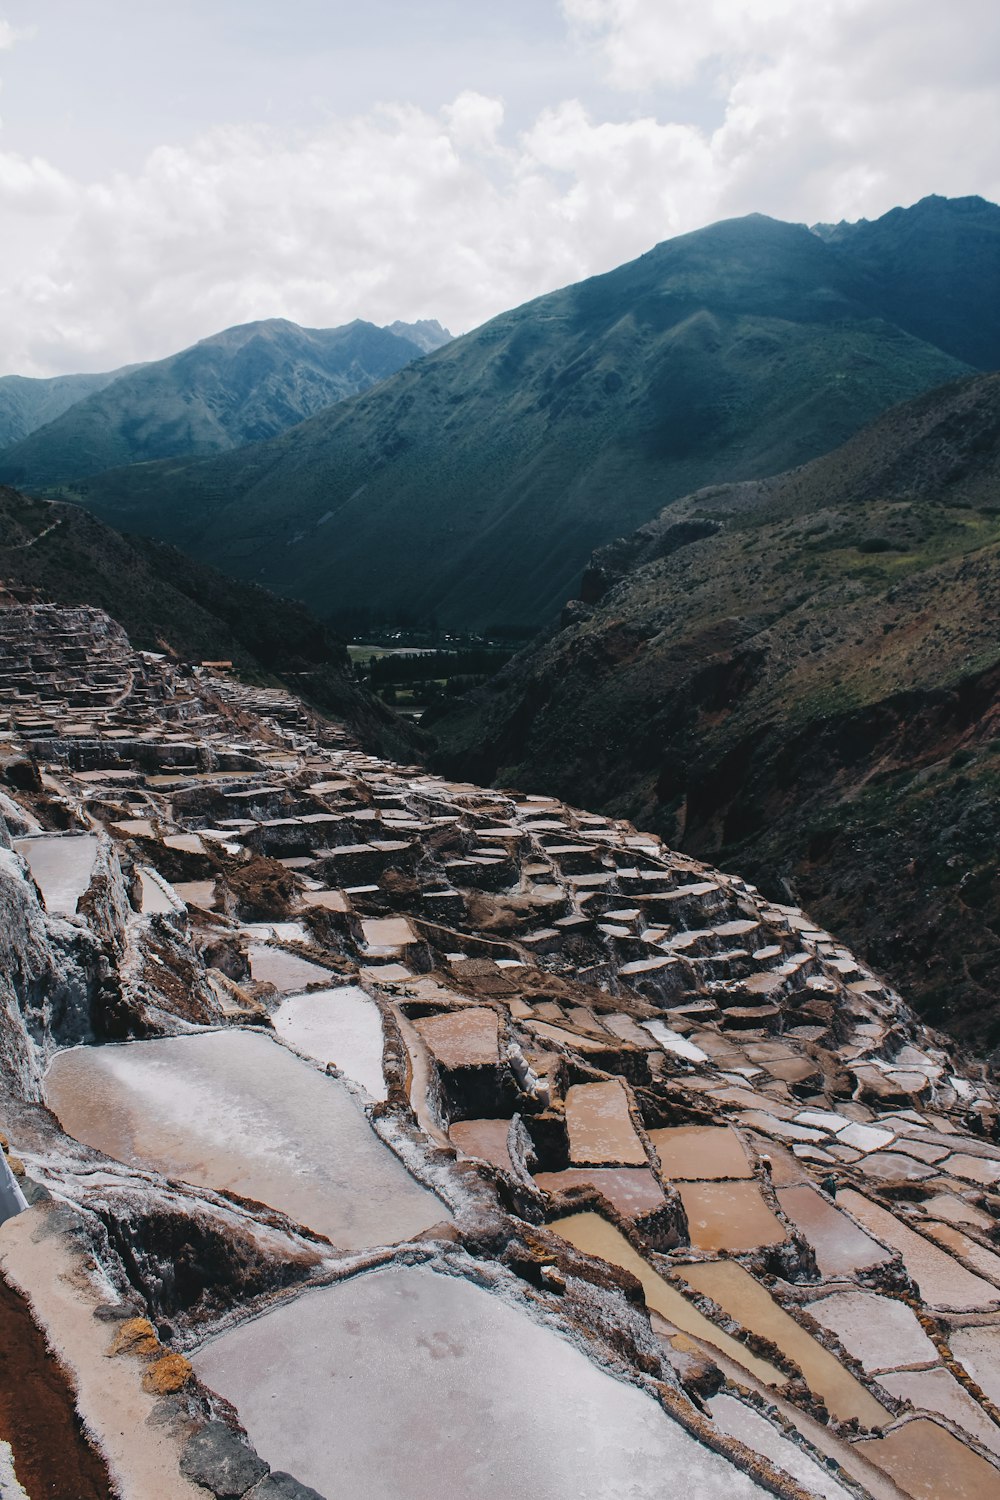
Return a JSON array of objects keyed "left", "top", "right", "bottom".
[
  {"left": 191, "top": 1265, "right": 772, "bottom": 1500},
  {"left": 564, "top": 1081, "right": 647, "bottom": 1166},
  {"left": 776, "top": 1184, "right": 891, "bottom": 1278},
  {"left": 855, "top": 1416, "right": 1000, "bottom": 1500},
  {"left": 649, "top": 1124, "right": 753, "bottom": 1180},
  {"left": 948, "top": 1324, "right": 1000, "bottom": 1409},
  {"left": 839, "top": 1190, "right": 1000, "bottom": 1313},
  {"left": 675, "top": 1260, "right": 891, "bottom": 1428},
  {"left": 677, "top": 1181, "right": 786, "bottom": 1252},
  {"left": 412, "top": 1007, "right": 499, "bottom": 1069},
  {"left": 45, "top": 1031, "right": 445, "bottom": 1250},
  {"left": 924, "top": 1223, "right": 1000, "bottom": 1287},
  {"left": 875, "top": 1367, "right": 1000, "bottom": 1459},
  {"left": 448, "top": 1119, "right": 514, "bottom": 1173},
  {"left": 534, "top": 1168, "right": 666, "bottom": 1219},
  {"left": 550, "top": 1213, "right": 786, "bottom": 1387}
]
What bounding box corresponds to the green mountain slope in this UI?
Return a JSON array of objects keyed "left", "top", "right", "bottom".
[
  {"left": 428, "top": 372, "right": 1000, "bottom": 1047},
  {"left": 0, "top": 368, "right": 135, "bottom": 448},
  {"left": 0, "top": 487, "right": 419, "bottom": 762},
  {"left": 63, "top": 198, "right": 998, "bottom": 631},
  {"left": 0, "top": 318, "right": 431, "bottom": 489}
]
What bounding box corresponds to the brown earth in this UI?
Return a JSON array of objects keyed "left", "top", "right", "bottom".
[{"left": 0, "top": 1275, "right": 114, "bottom": 1499}]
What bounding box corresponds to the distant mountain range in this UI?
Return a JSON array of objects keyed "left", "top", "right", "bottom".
[
  {"left": 429, "top": 371, "right": 1000, "bottom": 1046},
  {"left": 43, "top": 194, "right": 1000, "bottom": 631},
  {"left": 0, "top": 317, "right": 451, "bottom": 488},
  {"left": 0, "top": 484, "right": 419, "bottom": 762},
  {"left": 0, "top": 367, "right": 134, "bottom": 448}
]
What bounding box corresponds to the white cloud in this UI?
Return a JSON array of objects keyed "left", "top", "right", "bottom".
[{"left": 0, "top": 2, "right": 996, "bottom": 374}]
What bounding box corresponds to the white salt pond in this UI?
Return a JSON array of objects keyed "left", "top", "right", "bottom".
[
  {"left": 13, "top": 833, "right": 98, "bottom": 916},
  {"left": 706, "top": 1393, "right": 853, "bottom": 1500},
  {"left": 44, "top": 1031, "right": 444, "bottom": 1249},
  {"left": 271, "top": 986, "right": 387, "bottom": 1100},
  {"left": 191, "top": 1264, "right": 771, "bottom": 1500}
]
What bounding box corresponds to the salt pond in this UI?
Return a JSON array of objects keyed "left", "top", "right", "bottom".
[
  {"left": 706, "top": 1393, "right": 853, "bottom": 1500},
  {"left": 13, "top": 833, "right": 98, "bottom": 916},
  {"left": 192, "top": 1264, "right": 771, "bottom": 1500},
  {"left": 271, "top": 986, "right": 387, "bottom": 1100},
  {"left": 45, "top": 1030, "right": 443, "bottom": 1249}
]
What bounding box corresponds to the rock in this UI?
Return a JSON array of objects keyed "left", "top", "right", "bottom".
[
  {"left": 249, "top": 1473, "right": 327, "bottom": 1500},
  {"left": 180, "top": 1421, "right": 269, "bottom": 1498},
  {"left": 141, "top": 1352, "right": 193, "bottom": 1394},
  {"left": 108, "top": 1316, "right": 161, "bottom": 1359}
]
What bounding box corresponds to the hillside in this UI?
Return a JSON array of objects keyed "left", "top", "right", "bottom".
[
  {"left": 429, "top": 372, "right": 1000, "bottom": 1047},
  {"left": 0, "top": 486, "right": 419, "bottom": 761},
  {"left": 0, "top": 318, "right": 434, "bottom": 489},
  {"left": 0, "top": 368, "right": 133, "bottom": 448},
  {"left": 60, "top": 197, "right": 1000, "bottom": 631}
]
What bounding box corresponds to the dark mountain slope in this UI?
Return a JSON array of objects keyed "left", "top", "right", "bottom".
[
  {"left": 0, "top": 487, "right": 419, "bottom": 762},
  {"left": 429, "top": 373, "right": 1000, "bottom": 1046},
  {"left": 66, "top": 204, "right": 982, "bottom": 631},
  {"left": 817, "top": 195, "right": 1000, "bottom": 370},
  {"left": 0, "top": 368, "right": 134, "bottom": 448},
  {"left": 0, "top": 318, "right": 427, "bottom": 489}
]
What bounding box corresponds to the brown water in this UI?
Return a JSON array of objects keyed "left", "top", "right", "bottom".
[
  {"left": 565, "top": 1081, "right": 647, "bottom": 1166},
  {"left": 855, "top": 1417, "right": 1000, "bottom": 1500},
  {"left": 550, "top": 1213, "right": 785, "bottom": 1387},
  {"left": 677, "top": 1181, "right": 785, "bottom": 1252},
  {"left": 649, "top": 1125, "right": 753, "bottom": 1180},
  {"left": 45, "top": 1031, "right": 445, "bottom": 1250},
  {"left": 676, "top": 1260, "right": 891, "bottom": 1428}
]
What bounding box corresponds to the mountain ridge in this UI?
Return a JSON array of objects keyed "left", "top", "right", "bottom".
[
  {"left": 57, "top": 196, "right": 998, "bottom": 630},
  {"left": 0, "top": 316, "right": 442, "bottom": 490}
]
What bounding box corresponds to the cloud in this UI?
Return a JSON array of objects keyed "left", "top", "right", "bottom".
[{"left": 0, "top": 2, "right": 996, "bottom": 375}]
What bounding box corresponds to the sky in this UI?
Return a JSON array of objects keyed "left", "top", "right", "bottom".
[{"left": 0, "top": 0, "right": 997, "bottom": 376}]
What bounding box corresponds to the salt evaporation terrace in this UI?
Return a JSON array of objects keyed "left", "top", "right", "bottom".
[{"left": 1, "top": 604, "right": 1000, "bottom": 1498}]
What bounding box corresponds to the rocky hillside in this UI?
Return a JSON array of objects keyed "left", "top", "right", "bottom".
[
  {"left": 0, "top": 486, "right": 419, "bottom": 762},
  {"left": 0, "top": 367, "right": 133, "bottom": 449},
  {"left": 429, "top": 372, "right": 1000, "bottom": 1049},
  {"left": 0, "top": 317, "right": 438, "bottom": 489},
  {"left": 60, "top": 196, "right": 999, "bottom": 631}
]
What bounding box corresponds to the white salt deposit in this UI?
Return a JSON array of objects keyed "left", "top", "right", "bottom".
[
  {"left": 192, "top": 1265, "right": 771, "bottom": 1500},
  {"left": 642, "top": 1020, "right": 709, "bottom": 1063},
  {"left": 13, "top": 833, "right": 99, "bottom": 916},
  {"left": 45, "top": 1031, "right": 443, "bottom": 1249},
  {"left": 707, "top": 1394, "right": 853, "bottom": 1500},
  {"left": 271, "top": 986, "right": 387, "bottom": 1100}
]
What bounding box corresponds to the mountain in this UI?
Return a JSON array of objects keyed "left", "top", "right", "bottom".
[
  {"left": 58, "top": 197, "right": 999, "bottom": 631},
  {"left": 0, "top": 317, "right": 431, "bottom": 490},
  {"left": 387, "top": 318, "right": 453, "bottom": 353},
  {"left": 0, "top": 367, "right": 135, "bottom": 448},
  {"left": 428, "top": 371, "right": 1000, "bottom": 1046},
  {"left": 0, "top": 485, "right": 419, "bottom": 761},
  {"left": 813, "top": 194, "right": 1000, "bottom": 370}
]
